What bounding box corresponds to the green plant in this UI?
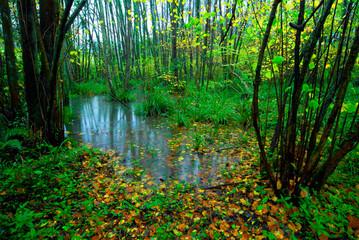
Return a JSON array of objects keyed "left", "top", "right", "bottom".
[
  {"left": 73, "top": 80, "right": 109, "bottom": 95},
  {"left": 112, "top": 89, "right": 135, "bottom": 102},
  {"left": 0, "top": 202, "right": 41, "bottom": 239},
  {"left": 192, "top": 132, "right": 206, "bottom": 151},
  {"left": 173, "top": 109, "right": 188, "bottom": 127},
  {"left": 0, "top": 127, "right": 28, "bottom": 162},
  {"left": 136, "top": 87, "right": 174, "bottom": 116},
  {"left": 63, "top": 106, "right": 78, "bottom": 124}
]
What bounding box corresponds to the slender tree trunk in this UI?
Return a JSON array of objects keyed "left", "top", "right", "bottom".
[
  {"left": 124, "top": 0, "right": 132, "bottom": 90},
  {"left": 17, "top": 0, "right": 43, "bottom": 129},
  {"left": 170, "top": 2, "right": 178, "bottom": 78},
  {"left": 251, "top": 0, "right": 282, "bottom": 192},
  {"left": 98, "top": 0, "right": 114, "bottom": 93}
]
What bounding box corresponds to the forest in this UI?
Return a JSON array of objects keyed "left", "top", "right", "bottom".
[{"left": 1, "top": 0, "right": 359, "bottom": 239}]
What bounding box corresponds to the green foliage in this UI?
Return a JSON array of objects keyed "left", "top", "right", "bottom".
[
  {"left": 73, "top": 80, "right": 109, "bottom": 95},
  {"left": 136, "top": 87, "right": 175, "bottom": 116},
  {"left": 174, "top": 84, "right": 245, "bottom": 126},
  {"left": 0, "top": 141, "right": 103, "bottom": 238},
  {"left": 159, "top": 72, "right": 186, "bottom": 94},
  {"left": 111, "top": 89, "right": 135, "bottom": 102},
  {"left": 0, "top": 127, "right": 28, "bottom": 163},
  {"left": 278, "top": 186, "right": 359, "bottom": 239},
  {"left": 0, "top": 202, "right": 41, "bottom": 239},
  {"left": 63, "top": 106, "right": 78, "bottom": 124}
]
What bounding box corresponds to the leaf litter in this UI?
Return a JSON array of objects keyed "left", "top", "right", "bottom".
[{"left": 1, "top": 123, "right": 358, "bottom": 239}]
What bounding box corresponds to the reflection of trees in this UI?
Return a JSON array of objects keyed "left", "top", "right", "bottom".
[{"left": 66, "top": 96, "right": 235, "bottom": 185}]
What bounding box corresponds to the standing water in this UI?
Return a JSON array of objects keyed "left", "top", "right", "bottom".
[{"left": 65, "top": 95, "right": 237, "bottom": 186}]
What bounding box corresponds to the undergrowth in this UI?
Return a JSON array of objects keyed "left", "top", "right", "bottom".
[
  {"left": 136, "top": 80, "right": 252, "bottom": 127},
  {"left": 73, "top": 80, "right": 109, "bottom": 95},
  {"left": 0, "top": 125, "right": 358, "bottom": 239}
]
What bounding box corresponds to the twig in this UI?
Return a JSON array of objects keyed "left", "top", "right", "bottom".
[
  {"left": 109, "top": 92, "right": 130, "bottom": 109},
  {"left": 203, "top": 182, "right": 243, "bottom": 190}
]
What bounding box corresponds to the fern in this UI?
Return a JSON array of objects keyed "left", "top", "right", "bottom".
[
  {"left": 0, "top": 128, "right": 27, "bottom": 152},
  {"left": 3, "top": 128, "right": 27, "bottom": 141},
  {"left": 0, "top": 139, "right": 22, "bottom": 151}
]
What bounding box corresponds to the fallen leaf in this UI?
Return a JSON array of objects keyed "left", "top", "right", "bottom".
[
  {"left": 300, "top": 189, "right": 308, "bottom": 198},
  {"left": 347, "top": 215, "right": 359, "bottom": 229},
  {"left": 178, "top": 223, "right": 186, "bottom": 231},
  {"left": 220, "top": 222, "right": 230, "bottom": 231},
  {"left": 242, "top": 232, "right": 250, "bottom": 240}
]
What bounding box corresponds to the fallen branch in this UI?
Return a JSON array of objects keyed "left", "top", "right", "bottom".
[
  {"left": 109, "top": 92, "right": 130, "bottom": 109},
  {"left": 203, "top": 182, "right": 243, "bottom": 190}
]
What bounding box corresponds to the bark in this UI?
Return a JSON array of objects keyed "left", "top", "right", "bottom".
[
  {"left": 308, "top": 24, "right": 359, "bottom": 190},
  {"left": 251, "top": 0, "right": 282, "bottom": 192},
  {"left": 0, "top": 0, "right": 20, "bottom": 112},
  {"left": 124, "top": 0, "right": 132, "bottom": 90},
  {"left": 17, "top": 0, "right": 43, "bottom": 129},
  {"left": 170, "top": 2, "right": 178, "bottom": 78},
  {"left": 98, "top": 0, "right": 114, "bottom": 93}
]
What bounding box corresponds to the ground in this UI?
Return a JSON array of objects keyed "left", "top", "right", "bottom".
[{"left": 1, "top": 123, "right": 359, "bottom": 239}]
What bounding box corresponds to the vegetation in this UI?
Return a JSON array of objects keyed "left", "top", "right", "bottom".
[{"left": 1, "top": 0, "right": 359, "bottom": 238}]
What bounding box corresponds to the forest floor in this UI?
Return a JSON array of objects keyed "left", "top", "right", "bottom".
[{"left": 1, "top": 122, "right": 359, "bottom": 239}]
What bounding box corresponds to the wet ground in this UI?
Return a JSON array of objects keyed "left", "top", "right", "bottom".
[{"left": 65, "top": 95, "right": 240, "bottom": 187}]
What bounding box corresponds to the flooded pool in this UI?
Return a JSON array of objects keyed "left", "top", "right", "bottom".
[{"left": 65, "top": 95, "right": 238, "bottom": 186}]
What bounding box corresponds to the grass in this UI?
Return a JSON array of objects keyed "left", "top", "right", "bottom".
[
  {"left": 135, "top": 87, "right": 175, "bottom": 117},
  {"left": 73, "top": 80, "right": 109, "bottom": 95},
  {"left": 136, "top": 80, "right": 252, "bottom": 128}
]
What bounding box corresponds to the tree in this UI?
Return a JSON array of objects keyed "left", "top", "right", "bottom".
[
  {"left": 17, "top": 0, "right": 87, "bottom": 145},
  {"left": 252, "top": 0, "right": 359, "bottom": 196},
  {"left": 0, "top": 0, "right": 20, "bottom": 115}
]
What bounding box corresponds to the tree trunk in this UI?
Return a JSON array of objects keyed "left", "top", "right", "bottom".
[
  {"left": 0, "top": 0, "right": 20, "bottom": 113},
  {"left": 17, "top": 0, "right": 43, "bottom": 129}
]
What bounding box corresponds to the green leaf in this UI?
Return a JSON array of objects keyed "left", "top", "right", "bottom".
[
  {"left": 309, "top": 100, "right": 319, "bottom": 110},
  {"left": 273, "top": 56, "right": 284, "bottom": 64},
  {"left": 302, "top": 84, "right": 312, "bottom": 92},
  {"left": 173, "top": 229, "right": 182, "bottom": 236},
  {"left": 265, "top": 71, "right": 273, "bottom": 79},
  {"left": 257, "top": 205, "right": 265, "bottom": 211},
  {"left": 347, "top": 103, "right": 358, "bottom": 113},
  {"left": 309, "top": 62, "right": 315, "bottom": 70},
  {"left": 203, "top": 13, "right": 210, "bottom": 19}
]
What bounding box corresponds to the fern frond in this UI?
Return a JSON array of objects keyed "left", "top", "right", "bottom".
[
  {"left": 0, "top": 139, "right": 22, "bottom": 151},
  {"left": 4, "top": 128, "right": 28, "bottom": 141}
]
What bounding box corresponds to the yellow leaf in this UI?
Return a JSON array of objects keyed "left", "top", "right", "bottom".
[
  {"left": 178, "top": 223, "right": 186, "bottom": 231},
  {"left": 277, "top": 180, "right": 282, "bottom": 189},
  {"left": 173, "top": 229, "right": 182, "bottom": 236},
  {"left": 300, "top": 189, "right": 308, "bottom": 198}
]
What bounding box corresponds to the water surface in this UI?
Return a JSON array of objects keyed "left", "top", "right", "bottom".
[{"left": 65, "top": 95, "right": 236, "bottom": 185}]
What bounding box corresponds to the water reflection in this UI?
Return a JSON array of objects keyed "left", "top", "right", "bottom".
[{"left": 65, "top": 95, "right": 235, "bottom": 185}]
